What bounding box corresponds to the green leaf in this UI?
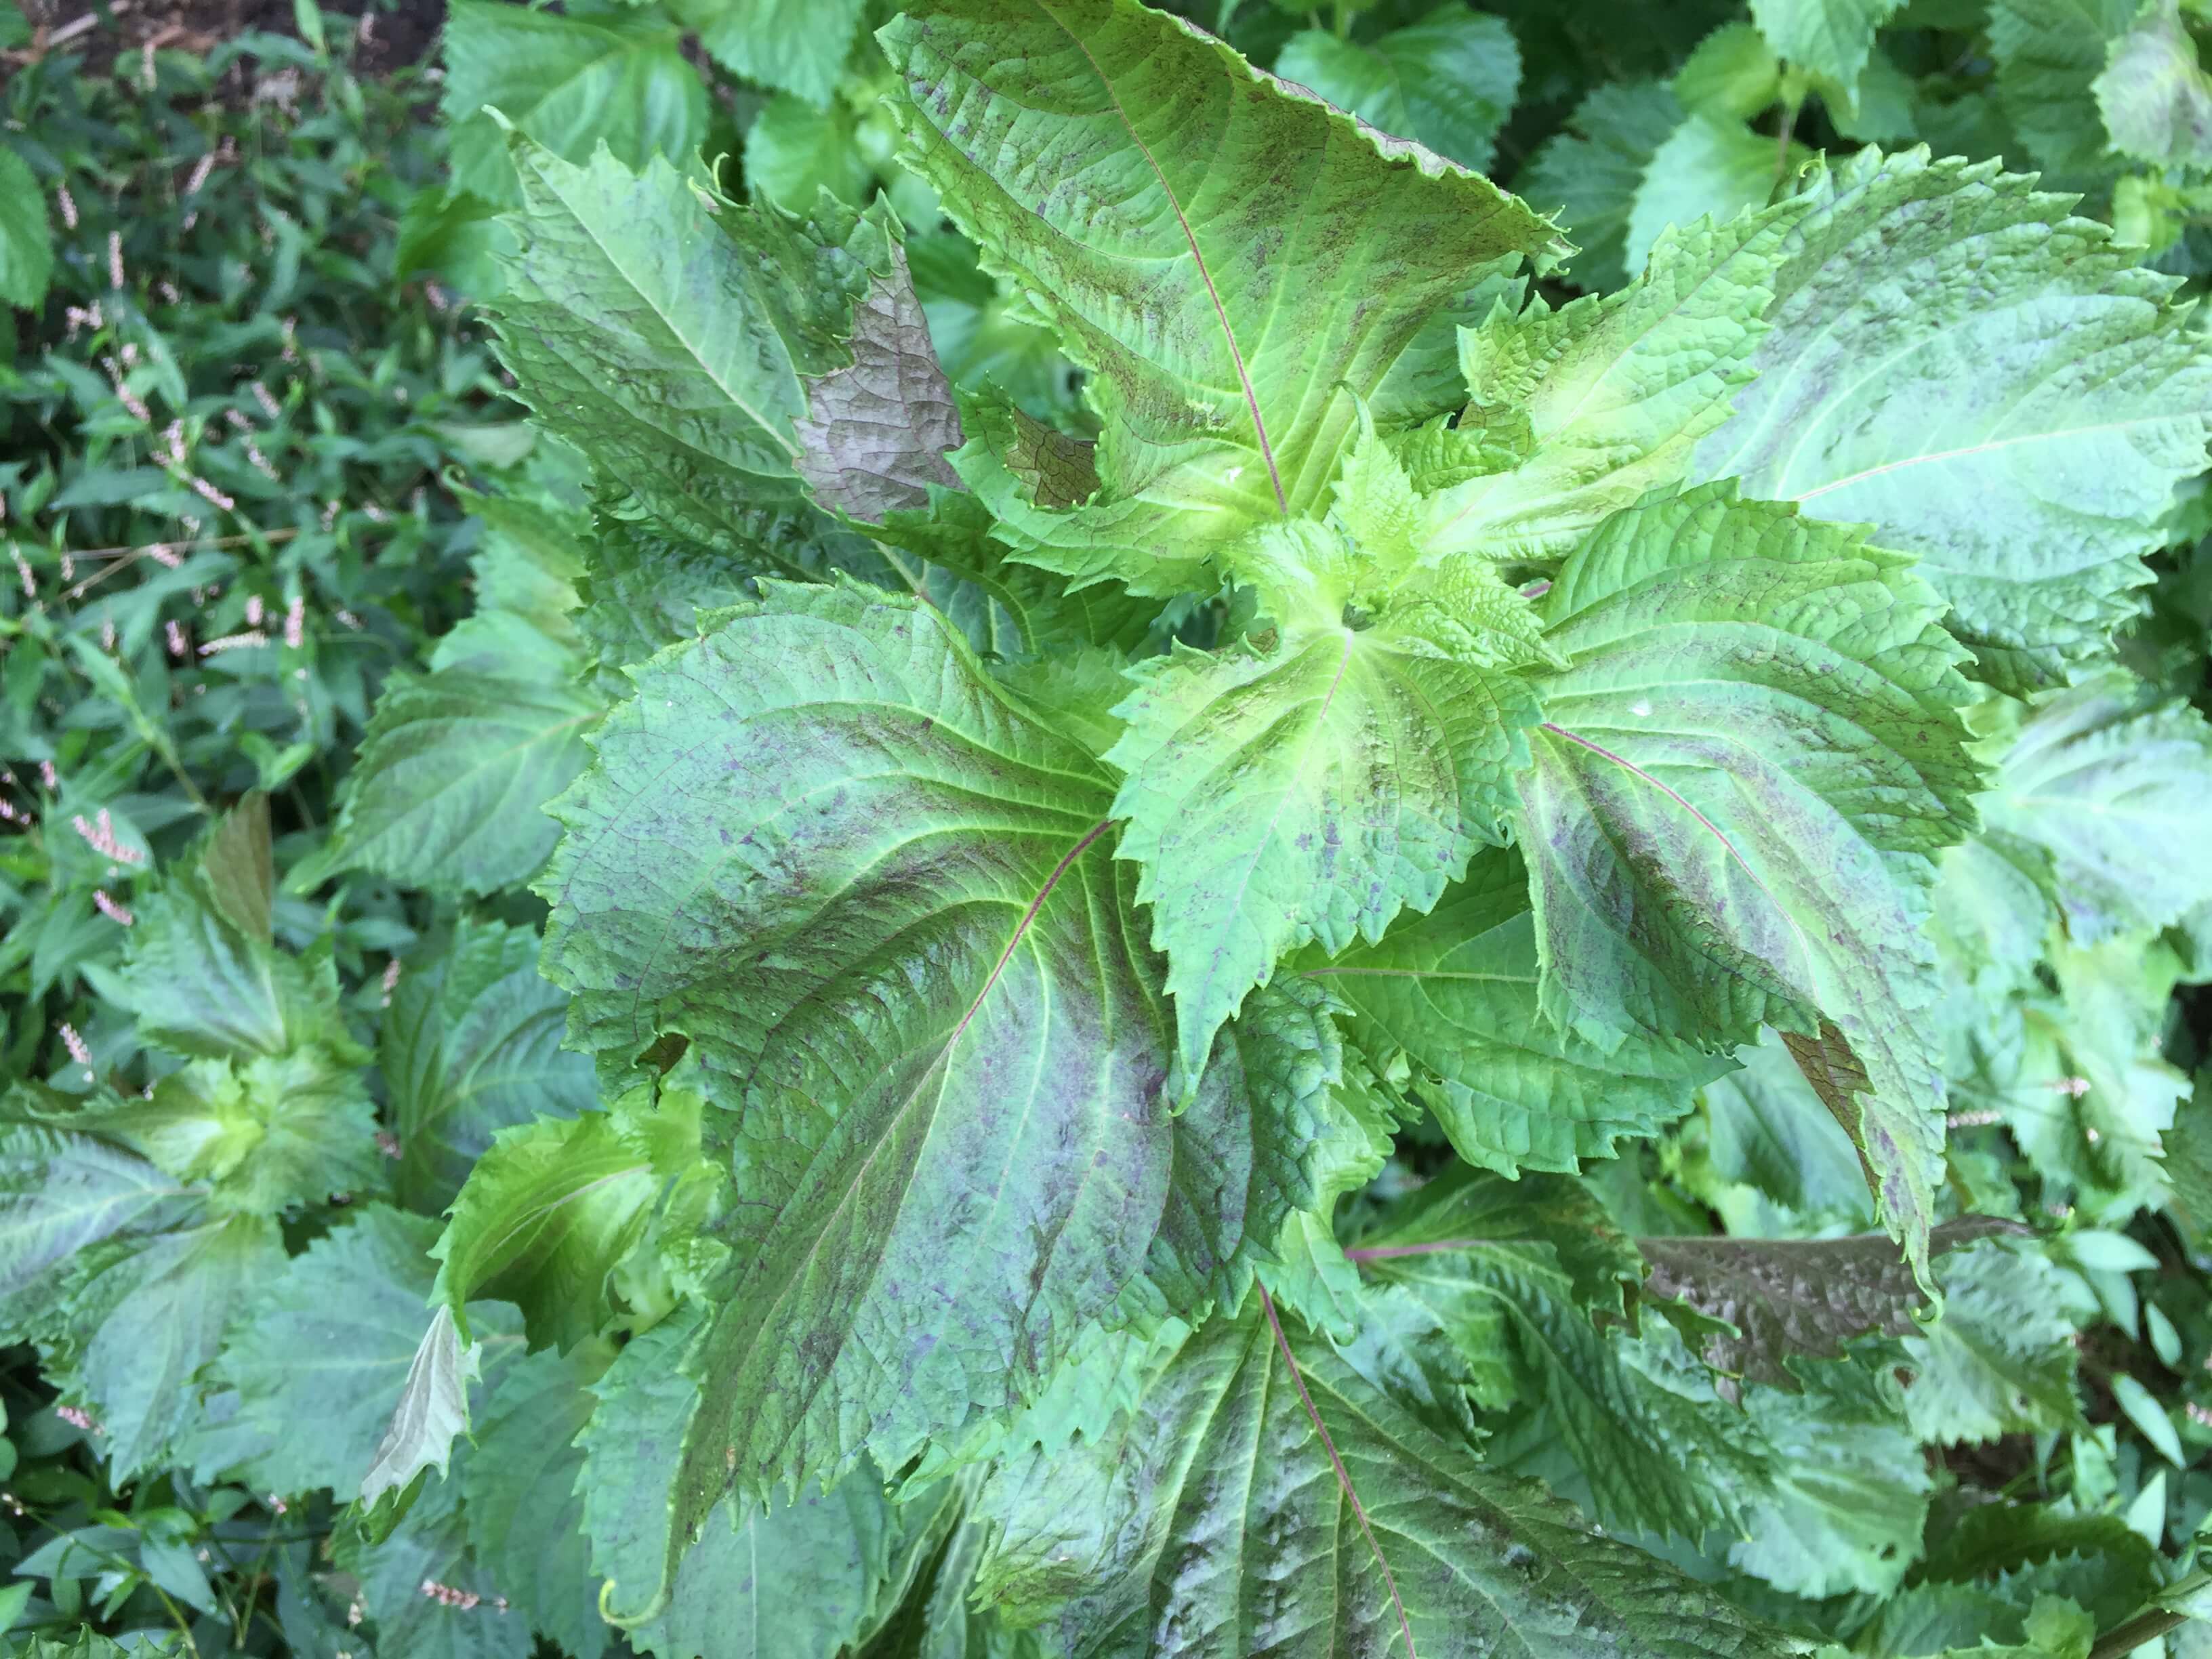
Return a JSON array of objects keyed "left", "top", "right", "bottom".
[
  {"left": 1420, "top": 201, "right": 1807, "bottom": 565},
  {"left": 1930, "top": 832, "right": 2062, "bottom": 1002},
  {"left": 882, "top": 0, "right": 1558, "bottom": 596},
  {"left": 344, "top": 1452, "right": 532, "bottom": 1659},
  {"left": 1625, "top": 112, "right": 1802, "bottom": 278},
  {"left": 572, "top": 516, "right": 762, "bottom": 672},
  {"left": 199, "top": 1206, "right": 464, "bottom": 1502},
  {"left": 576, "top": 1307, "right": 703, "bottom": 1622},
  {"left": 971, "top": 1292, "right": 1797, "bottom": 1657},
  {"left": 1692, "top": 148, "right": 2212, "bottom": 693},
  {"left": 1987, "top": 0, "right": 2140, "bottom": 175},
  {"left": 577, "top": 1307, "right": 920, "bottom": 1657},
  {"left": 691, "top": 0, "right": 869, "bottom": 107},
  {"left": 67, "top": 1048, "right": 382, "bottom": 1219},
  {"left": 119, "top": 796, "right": 346, "bottom": 1063},
  {"left": 1638, "top": 1216, "right": 2028, "bottom": 1397},
  {"left": 2109, "top": 1371, "right": 2184, "bottom": 1466},
  {"left": 359, "top": 1300, "right": 527, "bottom": 1511},
  {"left": 1676, "top": 22, "right": 1786, "bottom": 119},
  {"left": 1252, "top": 1036, "right": 1401, "bottom": 1341},
  {"left": 1273, "top": 7, "right": 1521, "bottom": 174},
  {"left": 1298, "top": 850, "right": 1729, "bottom": 1175},
  {"left": 1725, "top": 1359, "right": 1930, "bottom": 1599},
  {"left": 490, "top": 140, "right": 905, "bottom": 544},
  {"left": 1515, "top": 82, "right": 1684, "bottom": 291},
  {"left": 2095, "top": 1, "right": 2212, "bottom": 167},
  {"left": 428, "top": 493, "right": 588, "bottom": 678},
  {"left": 380, "top": 920, "right": 597, "bottom": 1212},
  {"left": 1952, "top": 939, "right": 2188, "bottom": 1221},
  {"left": 631, "top": 1481, "right": 904, "bottom": 1659},
  {"left": 1977, "top": 672, "right": 2212, "bottom": 945},
  {"left": 463, "top": 1343, "right": 608, "bottom": 1659},
  {"left": 907, "top": 228, "right": 1084, "bottom": 422},
  {"left": 1517, "top": 484, "right": 1976, "bottom": 1271},
  {"left": 1900, "top": 1242, "right": 2085, "bottom": 1444},
  {"left": 1691, "top": 1031, "right": 1878, "bottom": 1230},
  {"left": 330, "top": 670, "right": 602, "bottom": 897},
  {"left": 538, "top": 581, "right": 1338, "bottom": 1577},
  {"left": 441, "top": 1, "right": 705, "bottom": 208},
  {"left": 0, "top": 146, "right": 53, "bottom": 312},
  {"left": 1105, "top": 570, "right": 1544, "bottom": 1083},
  {"left": 743, "top": 93, "right": 875, "bottom": 213},
  {"left": 1877, "top": 1588, "right": 2098, "bottom": 1659},
  {"left": 431, "top": 1084, "right": 710, "bottom": 1350},
  {"left": 74, "top": 1213, "right": 283, "bottom": 1479},
  {"left": 0, "top": 1115, "right": 199, "bottom": 1319},
  {"left": 1349, "top": 1168, "right": 1767, "bottom": 1541},
  {"left": 1748, "top": 0, "right": 1904, "bottom": 84}
]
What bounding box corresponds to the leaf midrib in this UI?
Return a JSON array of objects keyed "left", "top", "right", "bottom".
[{"left": 1036, "top": 0, "right": 1288, "bottom": 514}]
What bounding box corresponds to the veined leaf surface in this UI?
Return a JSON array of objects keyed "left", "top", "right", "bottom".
[
  {"left": 1517, "top": 484, "right": 1977, "bottom": 1271},
  {"left": 882, "top": 0, "right": 1558, "bottom": 596},
  {"left": 539, "top": 581, "right": 1336, "bottom": 1598},
  {"left": 1694, "top": 148, "right": 2212, "bottom": 693},
  {"left": 971, "top": 1292, "right": 1798, "bottom": 1658}
]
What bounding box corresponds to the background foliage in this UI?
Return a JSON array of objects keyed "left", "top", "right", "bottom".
[{"left": 3, "top": 0, "right": 2212, "bottom": 1656}]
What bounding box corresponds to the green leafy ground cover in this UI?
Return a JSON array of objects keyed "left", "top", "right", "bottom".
[{"left": 6, "top": 0, "right": 2212, "bottom": 1656}]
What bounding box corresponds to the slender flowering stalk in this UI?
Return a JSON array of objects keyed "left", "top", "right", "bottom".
[
  {"left": 417, "top": 1580, "right": 509, "bottom": 1613},
  {"left": 58, "top": 1023, "right": 92, "bottom": 1076},
  {"left": 73, "top": 808, "right": 143, "bottom": 864},
  {"left": 107, "top": 230, "right": 125, "bottom": 291},
  {"left": 56, "top": 185, "right": 77, "bottom": 229},
  {"left": 380, "top": 958, "right": 402, "bottom": 1007},
  {"left": 165, "top": 619, "right": 188, "bottom": 658},
  {"left": 93, "top": 890, "right": 134, "bottom": 927},
  {"left": 199, "top": 630, "right": 268, "bottom": 655},
  {"left": 188, "top": 475, "right": 236, "bottom": 512},
  {"left": 245, "top": 594, "right": 264, "bottom": 626},
  {"left": 38, "top": 760, "right": 56, "bottom": 792},
  {"left": 285, "top": 593, "right": 306, "bottom": 649}
]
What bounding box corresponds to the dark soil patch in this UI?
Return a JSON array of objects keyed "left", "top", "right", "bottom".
[{"left": 12, "top": 0, "right": 445, "bottom": 76}]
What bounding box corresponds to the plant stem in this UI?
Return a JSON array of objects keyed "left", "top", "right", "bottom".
[
  {"left": 2091, "top": 1569, "right": 2212, "bottom": 1659},
  {"left": 2091, "top": 1605, "right": 2190, "bottom": 1659}
]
